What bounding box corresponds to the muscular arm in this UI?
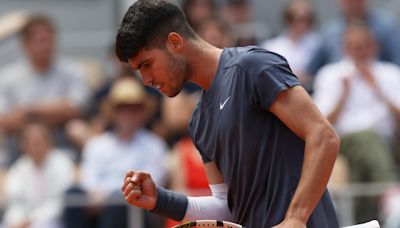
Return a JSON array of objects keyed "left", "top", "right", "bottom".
[{"left": 269, "top": 86, "right": 340, "bottom": 226}]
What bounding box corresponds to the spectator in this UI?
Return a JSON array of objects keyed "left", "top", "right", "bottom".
[
  {"left": 313, "top": 22, "right": 400, "bottom": 222},
  {"left": 195, "top": 16, "right": 234, "bottom": 48},
  {"left": 0, "top": 14, "right": 89, "bottom": 164},
  {"left": 221, "top": 0, "right": 269, "bottom": 46},
  {"left": 261, "top": 0, "right": 320, "bottom": 91},
  {"left": 3, "top": 121, "right": 75, "bottom": 228},
  {"left": 64, "top": 77, "right": 168, "bottom": 228},
  {"left": 181, "top": 0, "right": 216, "bottom": 30},
  {"left": 307, "top": 0, "right": 400, "bottom": 75}
]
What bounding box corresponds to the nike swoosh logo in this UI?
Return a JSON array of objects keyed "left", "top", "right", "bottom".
[{"left": 219, "top": 96, "right": 230, "bottom": 110}]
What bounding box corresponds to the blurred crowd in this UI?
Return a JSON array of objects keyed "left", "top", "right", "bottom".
[{"left": 0, "top": 0, "right": 399, "bottom": 227}]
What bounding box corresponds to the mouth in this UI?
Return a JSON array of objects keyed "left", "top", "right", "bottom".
[{"left": 152, "top": 83, "right": 163, "bottom": 92}]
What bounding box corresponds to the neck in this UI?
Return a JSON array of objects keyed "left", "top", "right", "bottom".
[
  {"left": 345, "top": 11, "right": 367, "bottom": 22},
  {"left": 116, "top": 129, "right": 136, "bottom": 142},
  {"left": 184, "top": 39, "right": 223, "bottom": 90},
  {"left": 33, "top": 157, "right": 45, "bottom": 167},
  {"left": 31, "top": 59, "right": 51, "bottom": 73},
  {"left": 288, "top": 29, "right": 305, "bottom": 42}
]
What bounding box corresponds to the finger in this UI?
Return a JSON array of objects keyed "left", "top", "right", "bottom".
[
  {"left": 121, "top": 176, "right": 136, "bottom": 192},
  {"left": 121, "top": 171, "right": 136, "bottom": 192},
  {"left": 130, "top": 172, "right": 151, "bottom": 184},
  {"left": 123, "top": 182, "right": 141, "bottom": 197},
  {"left": 125, "top": 170, "right": 135, "bottom": 179},
  {"left": 125, "top": 188, "right": 142, "bottom": 203},
  {"left": 123, "top": 183, "right": 134, "bottom": 197},
  {"left": 121, "top": 178, "right": 131, "bottom": 192}
]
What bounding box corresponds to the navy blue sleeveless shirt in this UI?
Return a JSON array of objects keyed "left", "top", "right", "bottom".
[{"left": 189, "top": 47, "right": 339, "bottom": 227}]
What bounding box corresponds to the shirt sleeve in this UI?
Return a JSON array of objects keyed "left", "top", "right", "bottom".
[{"left": 249, "top": 63, "right": 301, "bottom": 110}]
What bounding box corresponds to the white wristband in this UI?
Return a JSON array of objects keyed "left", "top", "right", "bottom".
[{"left": 183, "top": 183, "right": 234, "bottom": 222}]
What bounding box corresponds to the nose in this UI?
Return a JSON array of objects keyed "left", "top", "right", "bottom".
[{"left": 140, "top": 72, "right": 153, "bottom": 86}]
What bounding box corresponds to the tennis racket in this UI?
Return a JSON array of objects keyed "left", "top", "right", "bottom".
[{"left": 172, "top": 220, "right": 244, "bottom": 228}]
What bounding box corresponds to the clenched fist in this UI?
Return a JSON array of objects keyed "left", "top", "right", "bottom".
[{"left": 121, "top": 170, "right": 158, "bottom": 210}]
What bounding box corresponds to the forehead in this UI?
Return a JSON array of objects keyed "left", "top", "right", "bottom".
[{"left": 128, "top": 48, "right": 166, "bottom": 69}]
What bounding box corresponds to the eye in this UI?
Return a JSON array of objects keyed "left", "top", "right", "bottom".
[{"left": 142, "top": 62, "right": 151, "bottom": 70}]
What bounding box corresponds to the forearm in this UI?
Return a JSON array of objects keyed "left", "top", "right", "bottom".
[
  {"left": 152, "top": 183, "right": 233, "bottom": 222},
  {"left": 184, "top": 183, "right": 233, "bottom": 221},
  {"left": 285, "top": 126, "right": 339, "bottom": 223},
  {"left": 326, "top": 94, "right": 347, "bottom": 125},
  {"left": 0, "top": 114, "right": 25, "bottom": 132},
  {"left": 28, "top": 101, "right": 80, "bottom": 125},
  {"left": 151, "top": 187, "right": 188, "bottom": 221}
]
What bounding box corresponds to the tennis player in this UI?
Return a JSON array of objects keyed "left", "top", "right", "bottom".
[{"left": 117, "top": 0, "right": 339, "bottom": 227}]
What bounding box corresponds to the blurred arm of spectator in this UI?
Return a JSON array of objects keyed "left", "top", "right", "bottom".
[
  {"left": 355, "top": 62, "right": 400, "bottom": 121},
  {"left": 312, "top": 63, "right": 346, "bottom": 125},
  {"left": 325, "top": 77, "right": 351, "bottom": 125},
  {"left": 3, "top": 121, "right": 75, "bottom": 227}
]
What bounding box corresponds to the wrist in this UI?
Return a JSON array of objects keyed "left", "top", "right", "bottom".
[
  {"left": 285, "top": 207, "right": 309, "bottom": 224},
  {"left": 149, "top": 188, "right": 158, "bottom": 210},
  {"left": 284, "top": 216, "right": 307, "bottom": 225},
  {"left": 150, "top": 187, "right": 188, "bottom": 221}
]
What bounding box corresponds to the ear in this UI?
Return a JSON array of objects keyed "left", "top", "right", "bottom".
[{"left": 166, "top": 32, "right": 184, "bottom": 54}]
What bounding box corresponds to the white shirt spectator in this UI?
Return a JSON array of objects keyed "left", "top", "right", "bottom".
[
  {"left": 3, "top": 150, "right": 75, "bottom": 228},
  {"left": 313, "top": 58, "right": 400, "bottom": 140},
  {"left": 0, "top": 57, "right": 89, "bottom": 114},
  {"left": 80, "top": 129, "right": 168, "bottom": 195},
  {"left": 260, "top": 31, "right": 320, "bottom": 75}
]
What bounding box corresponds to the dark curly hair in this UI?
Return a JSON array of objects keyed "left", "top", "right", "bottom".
[{"left": 116, "top": 0, "right": 197, "bottom": 62}]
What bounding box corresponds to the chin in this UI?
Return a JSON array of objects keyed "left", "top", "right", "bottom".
[
  {"left": 165, "top": 90, "right": 180, "bottom": 98},
  {"left": 164, "top": 86, "right": 182, "bottom": 98}
]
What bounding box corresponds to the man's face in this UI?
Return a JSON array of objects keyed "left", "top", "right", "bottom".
[
  {"left": 344, "top": 29, "right": 376, "bottom": 63},
  {"left": 112, "top": 104, "right": 145, "bottom": 133},
  {"left": 23, "top": 23, "right": 55, "bottom": 66},
  {"left": 21, "top": 125, "right": 51, "bottom": 165},
  {"left": 129, "top": 48, "right": 189, "bottom": 97},
  {"left": 339, "top": 0, "right": 367, "bottom": 16}
]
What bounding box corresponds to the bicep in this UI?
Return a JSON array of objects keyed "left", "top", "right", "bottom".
[
  {"left": 269, "top": 86, "right": 331, "bottom": 140},
  {"left": 204, "top": 162, "right": 225, "bottom": 185}
]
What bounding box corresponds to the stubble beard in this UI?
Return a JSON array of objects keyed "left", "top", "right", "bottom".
[{"left": 167, "top": 56, "right": 192, "bottom": 97}]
